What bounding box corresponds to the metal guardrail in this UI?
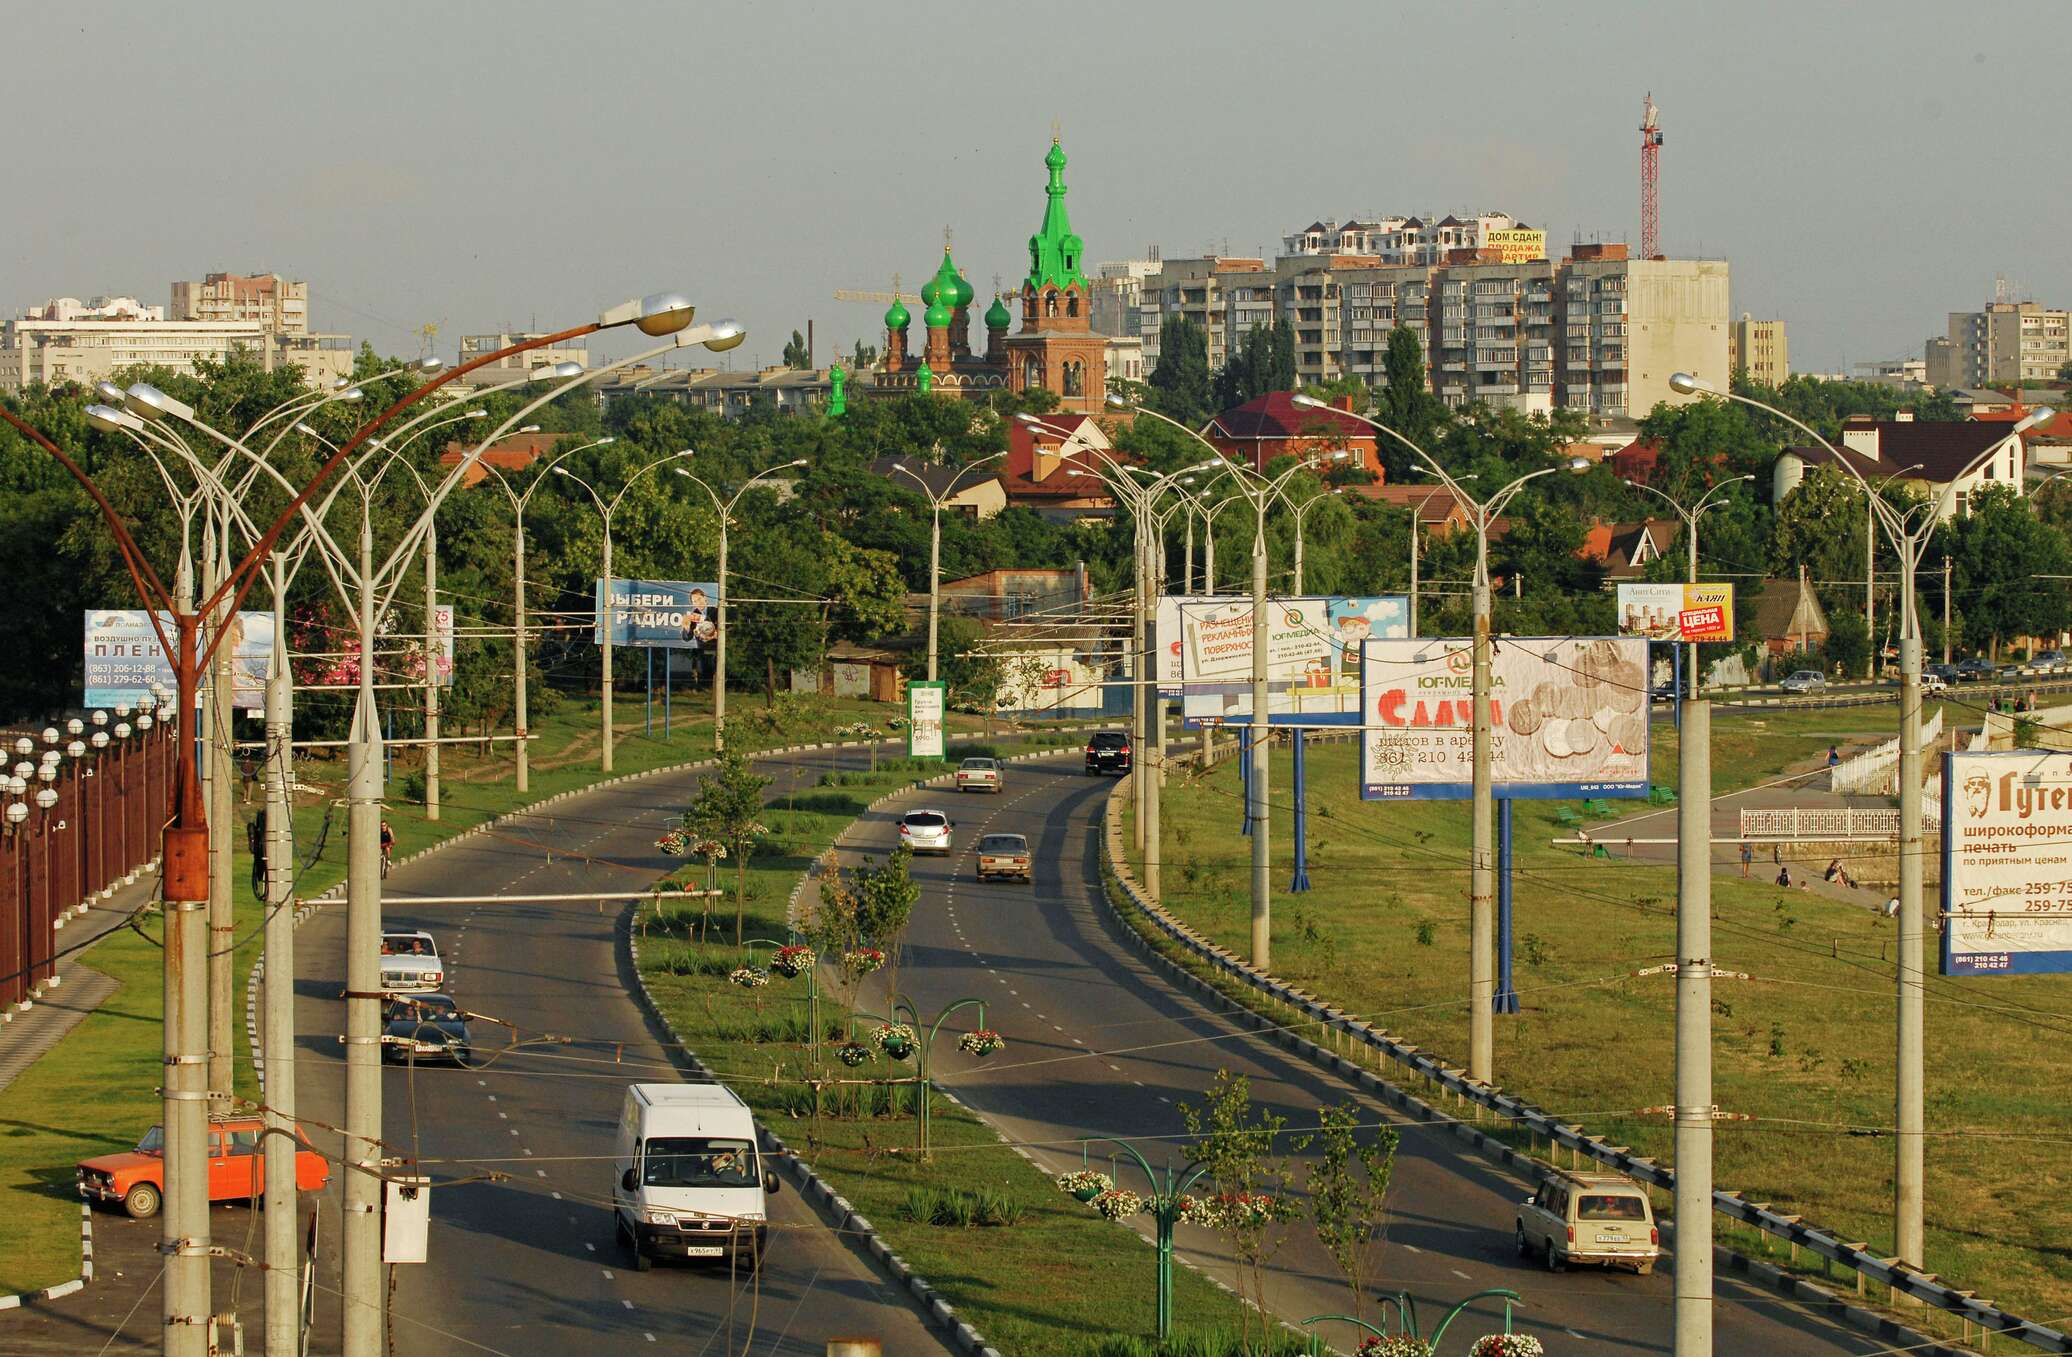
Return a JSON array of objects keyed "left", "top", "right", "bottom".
[{"left": 1100, "top": 777, "right": 2070, "bottom": 1354}]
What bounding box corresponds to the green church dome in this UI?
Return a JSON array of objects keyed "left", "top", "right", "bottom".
[
  {"left": 924, "top": 297, "right": 953, "bottom": 329},
  {"left": 884, "top": 296, "right": 910, "bottom": 330},
  {"left": 984, "top": 294, "right": 1012, "bottom": 329},
  {"left": 928, "top": 249, "right": 972, "bottom": 310}
]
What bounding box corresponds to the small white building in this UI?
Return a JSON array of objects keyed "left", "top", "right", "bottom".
[{"left": 1773, "top": 416, "right": 2025, "bottom": 520}]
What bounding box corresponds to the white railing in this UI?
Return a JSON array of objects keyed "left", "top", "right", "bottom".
[
  {"left": 1740, "top": 802, "right": 1938, "bottom": 839},
  {"left": 1828, "top": 709, "right": 1943, "bottom": 793}
]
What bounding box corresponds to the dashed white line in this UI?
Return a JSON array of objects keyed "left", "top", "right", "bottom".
[
  {"left": 602, "top": 1269, "right": 614, "bottom": 1280},
  {"left": 1404, "top": 1243, "right": 1423, "bottom": 1254},
  {"left": 584, "top": 1242, "right": 596, "bottom": 1252},
  {"left": 1451, "top": 1268, "right": 1472, "bottom": 1280},
  {"left": 621, "top": 1299, "right": 635, "bottom": 1311}
]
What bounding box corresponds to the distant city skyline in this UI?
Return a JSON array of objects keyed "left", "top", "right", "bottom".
[{"left": 9, "top": 0, "right": 2069, "bottom": 379}]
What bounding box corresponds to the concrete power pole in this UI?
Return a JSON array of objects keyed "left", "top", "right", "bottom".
[
  {"left": 1674, "top": 529, "right": 1715, "bottom": 1356},
  {"left": 1468, "top": 529, "right": 1495, "bottom": 1084},
  {"left": 206, "top": 515, "right": 237, "bottom": 1098},
  {"left": 165, "top": 546, "right": 213, "bottom": 1357},
  {"left": 423, "top": 520, "right": 441, "bottom": 820},
  {"left": 342, "top": 511, "right": 387, "bottom": 1355},
  {"left": 1248, "top": 516, "right": 1271, "bottom": 969},
  {"left": 262, "top": 555, "right": 301, "bottom": 1357}
]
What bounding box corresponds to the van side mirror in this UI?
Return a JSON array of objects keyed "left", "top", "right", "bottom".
[
  {"left": 763, "top": 1171, "right": 781, "bottom": 1195},
  {"left": 621, "top": 1168, "right": 636, "bottom": 1193}
]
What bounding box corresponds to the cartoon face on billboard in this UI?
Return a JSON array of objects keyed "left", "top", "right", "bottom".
[{"left": 1964, "top": 774, "right": 1992, "bottom": 818}]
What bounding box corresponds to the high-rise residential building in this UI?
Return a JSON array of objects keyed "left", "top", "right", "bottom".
[
  {"left": 1932, "top": 300, "right": 2071, "bottom": 388},
  {"left": 458, "top": 331, "right": 591, "bottom": 371},
  {"left": 1089, "top": 256, "right": 1160, "bottom": 340},
  {"left": 0, "top": 295, "right": 353, "bottom": 390},
  {"left": 1729, "top": 314, "right": 1789, "bottom": 385},
  {"left": 1283, "top": 212, "right": 1544, "bottom": 265},
  {"left": 169, "top": 271, "right": 310, "bottom": 335},
  {"left": 1140, "top": 242, "right": 1728, "bottom": 419}
]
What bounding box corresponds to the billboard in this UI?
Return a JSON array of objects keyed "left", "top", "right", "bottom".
[
  {"left": 996, "top": 647, "right": 1105, "bottom": 714},
  {"left": 1156, "top": 594, "right": 1223, "bottom": 697},
  {"left": 1176, "top": 596, "right": 1410, "bottom": 727},
  {"left": 84, "top": 609, "right": 274, "bottom": 711},
  {"left": 1360, "top": 636, "right": 1650, "bottom": 799},
  {"left": 1941, "top": 751, "right": 2072, "bottom": 975},
  {"left": 593, "top": 578, "right": 720, "bottom": 650},
  {"left": 1616, "top": 583, "right": 1735, "bottom": 643},
  {"left": 907, "top": 680, "right": 946, "bottom": 760},
  {"left": 1485, "top": 228, "right": 1548, "bottom": 263}
]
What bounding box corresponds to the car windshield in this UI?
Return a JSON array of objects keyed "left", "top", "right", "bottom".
[
  {"left": 382, "top": 936, "right": 434, "bottom": 957},
  {"left": 960, "top": 759, "right": 996, "bottom": 771},
  {"left": 980, "top": 835, "right": 1027, "bottom": 853},
  {"left": 388, "top": 996, "right": 460, "bottom": 1021},
  {"left": 1791, "top": 672, "right": 1819, "bottom": 681},
  {"left": 137, "top": 1125, "right": 165, "bottom": 1154},
  {"left": 1578, "top": 1193, "right": 1648, "bottom": 1221},
  {"left": 904, "top": 813, "right": 946, "bottom": 828},
  {"left": 641, "top": 1137, "right": 758, "bottom": 1188}
]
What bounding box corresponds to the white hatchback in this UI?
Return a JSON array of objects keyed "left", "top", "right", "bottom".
[{"left": 898, "top": 809, "right": 953, "bottom": 856}]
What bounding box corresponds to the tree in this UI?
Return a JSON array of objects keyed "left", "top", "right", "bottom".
[
  {"left": 1181, "top": 1070, "right": 1305, "bottom": 1345},
  {"left": 850, "top": 339, "right": 879, "bottom": 370},
  {"left": 1372, "top": 325, "right": 1442, "bottom": 478},
  {"left": 1306, "top": 1101, "right": 1399, "bottom": 1323},
  {"left": 1213, "top": 319, "right": 1301, "bottom": 409},
  {"left": 1147, "top": 316, "right": 1213, "bottom": 427},
  {"left": 854, "top": 845, "right": 920, "bottom": 995},
  {"left": 683, "top": 750, "right": 771, "bottom": 944},
  {"left": 782, "top": 329, "right": 812, "bottom": 369},
  {"left": 1942, "top": 484, "right": 2072, "bottom": 658}
]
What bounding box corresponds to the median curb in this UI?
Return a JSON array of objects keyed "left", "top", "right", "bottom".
[
  {"left": 0, "top": 1204, "right": 93, "bottom": 1312},
  {"left": 1094, "top": 773, "right": 1999, "bottom": 1357}
]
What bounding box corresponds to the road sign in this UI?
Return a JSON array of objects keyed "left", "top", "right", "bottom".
[
  {"left": 1941, "top": 750, "right": 2072, "bottom": 975},
  {"left": 1172, "top": 595, "right": 1408, "bottom": 726},
  {"left": 1360, "top": 636, "right": 1650, "bottom": 799}
]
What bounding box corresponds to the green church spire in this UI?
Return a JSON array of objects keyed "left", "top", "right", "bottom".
[{"left": 1024, "top": 138, "right": 1087, "bottom": 295}]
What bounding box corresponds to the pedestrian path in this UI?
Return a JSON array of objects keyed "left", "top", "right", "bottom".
[{"left": 0, "top": 876, "right": 157, "bottom": 1096}]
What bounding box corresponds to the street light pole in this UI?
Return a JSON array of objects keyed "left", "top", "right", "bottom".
[
  {"left": 1669, "top": 373, "right": 2054, "bottom": 1283},
  {"left": 674, "top": 459, "right": 809, "bottom": 751},
  {"left": 260, "top": 553, "right": 299, "bottom": 1357},
  {"left": 887, "top": 454, "right": 1007, "bottom": 684},
  {"left": 1290, "top": 485, "right": 1342, "bottom": 596}
]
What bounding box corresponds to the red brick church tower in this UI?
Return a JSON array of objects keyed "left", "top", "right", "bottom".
[{"left": 1003, "top": 139, "right": 1108, "bottom": 415}]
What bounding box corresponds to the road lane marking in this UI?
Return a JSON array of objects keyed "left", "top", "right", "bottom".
[
  {"left": 621, "top": 1299, "right": 635, "bottom": 1311},
  {"left": 602, "top": 1269, "right": 613, "bottom": 1280},
  {"left": 585, "top": 1242, "right": 596, "bottom": 1252},
  {"left": 1451, "top": 1269, "right": 1471, "bottom": 1280},
  {"left": 1404, "top": 1244, "right": 1422, "bottom": 1254}
]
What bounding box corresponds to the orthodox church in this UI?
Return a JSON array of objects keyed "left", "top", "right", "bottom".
[{"left": 873, "top": 139, "right": 1109, "bottom": 416}]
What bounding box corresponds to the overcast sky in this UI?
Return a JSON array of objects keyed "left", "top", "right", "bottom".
[{"left": 10, "top": 1, "right": 2069, "bottom": 376}]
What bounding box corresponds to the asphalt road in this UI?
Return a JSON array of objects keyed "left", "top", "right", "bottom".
[
  {"left": 837, "top": 755, "right": 1888, "bottom": 1357},
  {"left": 287, "top": 745, "right": 959, "bottom": 1357}
]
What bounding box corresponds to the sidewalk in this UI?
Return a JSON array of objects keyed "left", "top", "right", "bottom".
[{"left": 0, "top": 871, "right": 159, "bottom": 1097}]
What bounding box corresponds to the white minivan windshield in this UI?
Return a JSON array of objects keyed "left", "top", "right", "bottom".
[{"left": 642, "top": 1137, "right": 757, "bottom": 1188}]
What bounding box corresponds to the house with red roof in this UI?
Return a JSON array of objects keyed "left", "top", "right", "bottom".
[
  {"left": 439, "top": 431, "right": 563, "bottom": 488},
  {"left": 1773, "top": 416, "right": 2025, "bottom": 518},
  {"left": 1002, "top": 412, "right": 1125, "bottom": 519},
  {"left": 1204, "top": 392, "right": 1381, "bottom": 477}
]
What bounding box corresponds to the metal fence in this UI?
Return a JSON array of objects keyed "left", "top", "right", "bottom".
[
  {"left": 1829, "top": 709, "right": 1944, "bottom": 793},
  {"left": 1, "top": 719, "right": 174, "bottom": 1011}
]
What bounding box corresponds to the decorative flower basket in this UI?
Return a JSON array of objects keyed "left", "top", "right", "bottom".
[
  {"left": 1091, "top": 1188, "right": 1144, "bottom": 1221},
  {"left": 1055, "top": 1169, "right": 1114, "bottom": 1203},
  {"left": 772, "top": 945, "right": 816, "bottom": 978},
  {"left": 729, "top": 966, "right": 770, "bottom": 990},
  {"left": 1174, "top": 1194, "right": 1218, "bottom": 1226},
  {"left": 1358, "top": 1337, "right": 1433, "bottom": 1357},
  {"left": 836, "top": 1041, "right": 872, "bottom": 1068},
  {"left": 957, "top": 1029, "right": 1005, "bottom": 1057},
  {"left": 654, "top": 828, "right": 690, "bottom": 856},
  {"left": 1467, "top": 1336, "right": 1542, "bottom": 1357},
  {"left": 1202, "top": 1191, "right": 1293, "bottom": 1230},
  {"left": 870, "top": 1022, "right": 917, "bottom": 1061},
  {"left": 841, "top": 947, "right": 886, "bottom": 976},
  {"left": 693, "top": 839, "right": 729, "bottom": 861}
]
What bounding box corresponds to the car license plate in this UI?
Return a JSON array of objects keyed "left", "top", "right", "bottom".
[
  {"left": 1596, "top": 1232, "right": 1624, "bottom": 1243},
  {"left": 685, "top": 1245, "right": 725, "bottom": 1257}
]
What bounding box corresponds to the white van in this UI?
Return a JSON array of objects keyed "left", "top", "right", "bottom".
[{"left": 612, "top": 1083, "right": 777, "bottom": 1271}]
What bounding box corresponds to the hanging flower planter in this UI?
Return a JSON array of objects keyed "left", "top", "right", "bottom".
[
  {"left": 957, "top": 1028, "right": 1005, "bottom": 1057},
  {"left": 1357, "top": 1337, "right": 1433, "bottom": 1357},
  {"left": 772, "top": 944, "right": 816, "bottom": 978},
  {"left": 842, "top": 947, "right": 886, "bottom": 976},
  {"left": 1054, "top": 1169, "right": 1114, "bottom": 1203},
  {"left": 1202, "top": 1191, "right": 1292, "bottom": 1230},
  {"left": 870, "top": 1022, "right": 917, "bottom": 1060},
  {"left": 1173, "top": 1194, "right": 1218, "bottom": 1226},
  {"left": 654, "top": 828, "right": 690, "bottom": 856},
  {"left": 693, "top": 839, "right": 729, "bottom": 861},
  {"left": 729, "top": 966, "right": 770, "bottom": 990},
  {"left": 1091, "top": 1188, "right": 1145, "bottom": 1221},
  {"left": 1467, "top": 1336, "right": 1542, "bottom": 1357},
  {"left": 836, "top": 1041, "right": 872, "bottom": 1068}
]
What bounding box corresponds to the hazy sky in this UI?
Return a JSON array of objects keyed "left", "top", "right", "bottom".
[{"left": 11, "top": 1, "right": 2070, "bottom": 376}]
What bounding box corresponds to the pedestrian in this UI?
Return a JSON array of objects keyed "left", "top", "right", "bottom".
[
  {"left": 246, "top": 816, "right": 267, "bottom": 898},
  {"left": 1776, "top": 865, "right": 1792, "bottom": 888},
  {"left": 1772, "top": 842, "right": 1783, "bottom": 867},
  {"left": 1739, "top": 840, "right": 1753, "bottom": 877},
  {"left": 1884, "top": 896, "right": 1900, "bottom": 918},
  {"left": 1827, "top": 744, "right": 1841, "bottom": 769}
]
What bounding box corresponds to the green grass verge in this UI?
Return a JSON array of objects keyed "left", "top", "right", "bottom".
[
  {"left": 0, "top": 690, "right": 1072, "bottom": 1293},
  {"left": 633, "top": 771, "right": 1253, "bottom": 1357},
  {"left": 1125, "top": 708, "right": 2071, "bottom": 1330}
]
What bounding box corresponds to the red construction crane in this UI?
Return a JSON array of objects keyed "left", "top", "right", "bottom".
[{"left": 1640, "top": 92, "right": 1663, "bottom": 259}]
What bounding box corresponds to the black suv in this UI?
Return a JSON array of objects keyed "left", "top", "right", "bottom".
[{"left": 1085, "top": 731, "right": 1132, "bottom": 776}]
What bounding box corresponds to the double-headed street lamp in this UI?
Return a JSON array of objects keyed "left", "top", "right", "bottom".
[
  {"left": 555, "top": 451, "right": 696, "bottom": 772},
  {"left": 1624, "top": 474, "right": 1753, "bottom": 700},
  {"left": 673, "top": 458, "right": 809, "bottom": 752},
  {"left": 1667, "top": 372, "right": 2054, "bottom": 1295},
  {"left": 886, "top": 452, "right": 1008, "bottom": 683},
  {"left": 1294, "top": 393, "right": 1588, "bottom": 1075},
  {"left": 1289, "top": 483, "right": 1344, "bottom": 595}
]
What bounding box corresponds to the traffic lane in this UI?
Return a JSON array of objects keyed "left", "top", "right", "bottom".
[
  {"left": 849, "top": 761, "right": 1882, "bottom": 1357},
  {"left": 293, "top": 751, "right": 954, "bottom": 1357}
]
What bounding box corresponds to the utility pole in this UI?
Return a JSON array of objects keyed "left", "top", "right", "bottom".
[
  {"left": 166, "top": 550, "right": 212, "bottom": 1357},
  {"left": 926, "top": 502, "right": 941, "bottom": 681},
  {"left": 1674, "top": 653, "right": 1714, "bottom": 1357},
  {"left": 1468, "top": 520, "right": 1495, "bottom": 1082},
  {"left": 1866, "top": 498, "right": 1877, "bottom": 680},
  {"left": 599, "top": 528, "right": 617, "bottom": 771},
  {"left": 1408, "top": 512, "right": 1420, "bottom": 636},
  {"left": 1942, "top": 557, "right": 1952, "bottom": 666},
  {"left": 262, "top": 554, "right": 300, "bottom": 1357},
  {"left": 206, "top": 515, "right": 236, "bottom": 1098},
  {"left": 513, "top": 513, "right": 531, "bottom": 792},
  {"left": 342, "top": 508, "right": 386, "bottom": 1356},
  {"left": 423, "top": 518, "right": 441, "bottom": 819},
  {"left": 1249, "top": 506, "right": 1271, "bottom": 969}
]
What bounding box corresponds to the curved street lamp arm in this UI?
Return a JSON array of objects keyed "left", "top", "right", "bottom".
[{"left": 724, "top": 457, "right": 812, "bottom": 516}]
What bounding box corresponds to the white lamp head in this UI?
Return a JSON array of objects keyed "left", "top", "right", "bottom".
[
  {"left": 596, "top": 436, "right": 616, "bottom": 447},
  {"left": 629, "top": 292, "right": 697, "bottom": 337},
  {"left": 115, "top": 723, "right": 131, "bottom": 739},
  {"left": 38, "top": 764, "right": 56, "bottom": 782},
  {"left": 702, "top": 319, "right": 747, "bottom": 352},
  {"left": 1290, "top": 394, "right": 1325, "bottom": 409},
  {"left": 92, "top": 710, "right": 109, "bottom": 726},
  {"left": 6, "top": 802, "right": 25, "bottom": 825},
  {"left": 1668, "top": 372, "right": 1708, "bottom": 396},
  {"left": 416, "top": 356, "right": 445, "bottom": 372},
  {"left": 66, "top": 718, "right": 83, "bottom": 736},
  {"left": 1565, "top": 457, "right": 1592, "bottom": 475},
  {"left": 2013, "top": 405, "right": 2058, "bottom": 435},
  {"left": 1104, "top": 393, "right": 1130, "bottom": 409},
  {"left": 135, "top": 714, "right": 153, "bottom": 731},
  {"left": 86, "top": 403, "right": 147, "bottom": 434},
  {"left": 94, "top": 380, "right": 127, "bottom": 405},
  {"left": 123, "top": 382, "right": 194, "bottom": 423},
  {"left": 41, "top": 727, "right": 59, "bottom": 745},
  {"left": 91, "top": 731, "right": 108, "bottom": 749},
  {"left": 67, "top": 740, "right": 85, "bottom": 758},
  {"left": 35, "top": 786, "right": 57, "bottom": 809},
  {"left": 13, "top": 738, "right": 31, "bottom": 755},
  {"left": 12, "top": 761, "right": 31, "bottom": 778}
]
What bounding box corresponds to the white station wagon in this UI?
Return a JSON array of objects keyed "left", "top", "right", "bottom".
[{"left": 380, "top": 931, "right": 445, "bottom": 993}]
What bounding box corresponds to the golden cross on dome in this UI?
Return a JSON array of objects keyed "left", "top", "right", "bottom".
[{"left": 943, "top": 225, "right": 953, "bottom": 254}]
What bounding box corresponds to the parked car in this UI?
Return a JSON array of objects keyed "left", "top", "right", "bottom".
[
  {"left": 1085, "top": 731, "right": 1132, "bottom": 776},
  {"left": 1778, "top": 670, "right": 1827, "bottom": 694},
  {"left": 1924, "top": 663, "right": 1959, "bottom": 686},
  {"left": 976, "top": 832, "right": 1033, "bottom": 883},
  {"left": 614, "top": 1082, "right": 778, "bottom": 1271},
  {"left": 1649, "top": 680, "right": 1680, "bottom": 703},
  {"left": 78, "top": 1116, "right": 329, "bottom": 1220},
  {"left": 1515, "top": 1169, "right": 1659, "bottom": 1275},
  {"left": 2031, "top": 650, "right": 2067, "bottom": 673},
  {"left": 1920, "top": 671, "right": 1949, "bottom": 694},
  {"left": 380, "top": 931, "right": 445, "bottom": 992},
  {"left": 897, "top": 809, "right": 953, "bottom": 856},
  {"left": 383, "top": 993, "right": 472, "bottom": 1065},
  {"left": 1956, "top": 657, "right": 1999, "bottom": 682},
  {"left": 954, "top": 757, "right": 1003, "bottom": 793}
]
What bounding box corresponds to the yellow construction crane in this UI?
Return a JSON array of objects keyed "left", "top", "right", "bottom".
[
  {"left": 832, "top": 274, "right": 915, "bottom": 306},
  {"left": 417, "top": 320, "right": 442, "bottom": 360}
]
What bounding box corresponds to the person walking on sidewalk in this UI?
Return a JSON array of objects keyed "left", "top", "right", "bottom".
[
  {"left": 1739, "top": 840, "right": 1753, "bottom": 877},
  {"left": 246, "top": 815, "right": 267, "bottom": 898}
]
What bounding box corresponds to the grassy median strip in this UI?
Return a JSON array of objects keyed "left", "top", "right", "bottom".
[
  {"left": 1125, "top": 711, "right": 2070, "bottom": 1328},
  {"left": 634, "top": 767, "right": 1251, "bottom": 1357},
  {"left": 0, "top": 692, "right": 998, "bottom": 1293}
]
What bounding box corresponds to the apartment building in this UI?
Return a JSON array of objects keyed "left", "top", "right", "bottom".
[
  {"left": 0, "top": 298, "right": 353, "bottom": 390},
  {"left": 458, "top": 331, "right": 592, "bottom": 371},
  {"left": 169, "top": 271, "right": 309, "bottom": 335},
  {"left": 1928, "top": 301, "right": 2071, "bottom": 388},
  {"left": 1142, "top": 244, "right": 1727, "bottom": 419},
  {"left": 1089, "top": 258, "right": 1161, "bottom": 340},
  {"left": 1283, "top": 212, "right": 1544, "bottom": 265},
  {"left": 1729, "top": 314, "right": 1789, "bottom": 385}
]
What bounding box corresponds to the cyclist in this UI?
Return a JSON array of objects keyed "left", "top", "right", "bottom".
[{"left": 379, "top": 819, "right": 396, "bottom": 877}]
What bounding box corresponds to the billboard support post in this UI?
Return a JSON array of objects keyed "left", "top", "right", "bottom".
[
  {"left": 1237, "top": 729, "right": 1250, "bottom": 835},
  {"left": 1290, "top": 730, "right": 1310, "bottom": 893},
  {"left": 1495, "top": 798, "right": 1516, "bottom": 1013}
]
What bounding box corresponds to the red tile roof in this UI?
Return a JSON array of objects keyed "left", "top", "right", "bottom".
[
  {"left": 1207, "top": 392, "right": 1371, "bottom": 443},
  {"left": 1002, "top": 415, "right": 1124, "bottom": 503}
]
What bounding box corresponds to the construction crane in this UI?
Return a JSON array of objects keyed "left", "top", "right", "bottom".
[
  {"left": 1639, "top": 92, "right": 1663, "bottom": 260},
  {"left": 833, "top": 273, "right": 917, "bottom": 306}
]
